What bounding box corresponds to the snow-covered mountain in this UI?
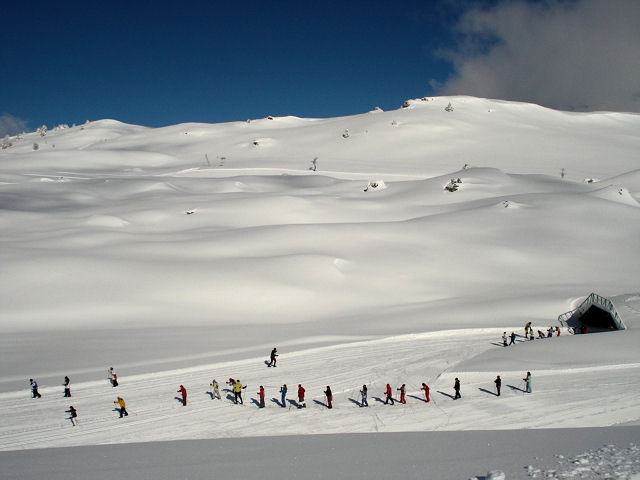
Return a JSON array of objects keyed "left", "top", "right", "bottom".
[{"left": 0, "top": 96, "right": 638, "bottom": 479}]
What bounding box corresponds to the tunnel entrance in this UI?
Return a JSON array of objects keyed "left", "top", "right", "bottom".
[
  {"left": 558, "top": 293, "right": 625, "bottom": 332},
  {"left": 576, "top": 305, "right": 618, "bottom": 330}
]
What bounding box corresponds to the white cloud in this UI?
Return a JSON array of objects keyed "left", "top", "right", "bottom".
[
  {"left": 438, "top": 0, "right": 640, "bottom": 112},
  {"left": 0, "top": 114, "right": 28, "bottom": 137}
]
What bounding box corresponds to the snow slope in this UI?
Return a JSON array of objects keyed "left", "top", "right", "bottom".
[{"left": 0, "top": 96, "right": 639, "bottom": 478}]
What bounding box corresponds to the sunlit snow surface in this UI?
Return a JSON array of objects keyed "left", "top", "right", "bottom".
[{"left": 0, "top": 97, "right": 639, "bottom": 478}]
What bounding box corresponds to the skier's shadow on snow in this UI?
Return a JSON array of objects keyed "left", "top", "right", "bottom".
[
  {"left": 174, "top": 396, "right": 185, "bottom": 405},
  {"left": 348, "top": 398, "right": 362, "bottom": 407},
  {"left": 225, "top": 394, "right": 236, "bottom": 403},
  {"left": 437, "top": 391, "right": 455, "bottom": 399},
  {"left": 490, "top": 342, "right": 505, "bottom": 347},
  {"left": 507, "top": 384, "right": 526, "bottom": 392},
  {"left": 288, "top": 399, "right": 300, "bottom": 408},
  {"left": 271, "top": 397, "right": 285, "bottom": 407},
  {"left": 478, "top": 388, "right": 498, "bottom": 396},
  {"left": 313, "top": 399, "right": 328, "bottom": 408},
  {"left": 371, "top": 396, "right": 386, "bottom": 405},
  {"left": 408, "top": 394, "right": 427, "bottom": 403},
  {"left": 251, "top": 398, "right": 262, "bottom": 408}
]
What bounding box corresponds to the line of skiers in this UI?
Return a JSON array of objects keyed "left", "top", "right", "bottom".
[
  {"left": 29, "top": 352, "right": 533, "bottom": 426},
  {"left": 34, "top": 371, "right": 532, "bottom": 427}
]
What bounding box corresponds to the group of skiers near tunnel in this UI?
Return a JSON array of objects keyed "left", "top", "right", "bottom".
[{"left": 29, "top": 347, "right": 534, "bottom": 426}]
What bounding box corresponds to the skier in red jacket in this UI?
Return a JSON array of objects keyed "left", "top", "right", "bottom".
[
  {"left": 178, "top": 385, "right": 187, "bottom": 406},
  {"left": 421, "top": 383, "right": 430, "bottom": 403},
  {"left": 398, "top": 384, "right": 407, "bottom": 404},
  {"left": 385, "top": 384, "right": 394, "bottom": 405},
  {"left": 297, "top": 384, "right": 306, "bottom": 408},
  {"left": 258, "top": 385, "right": 265, "bottom": 408}
]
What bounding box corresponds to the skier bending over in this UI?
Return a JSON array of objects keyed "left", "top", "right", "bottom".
[
  {"left": 324, "top": 386, "right": 333, "bottom": 409},
  {"left": 384, "top": 384, "right": 394, "bottom": 405},
  {"left": 178, "top": 385, "right": 187, "bottom": 406},
  {"left": 453, "top": 378, "right": 461, "bottom": 399},
  {"left": 233, "top": 380, "right": 246, "bottom": 404},
  {"left": 360, "top": 385, "right": 368, "bottom": 407},
  {"left": 421, "top": 383, "right": 430, "bottom": 402},
  {"left": 398, "top": 384, "right": 407, "bottom": 404},
  {"left": 66, "top": 406, "right": 78, "bottom": 426}
]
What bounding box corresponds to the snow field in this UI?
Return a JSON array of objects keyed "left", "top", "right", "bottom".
[
  {"left": 2, "top": 327, "right": 639, "bottom": 451},
  {"left": 1, "top": 96, "right": 640, "bottom": 477}
]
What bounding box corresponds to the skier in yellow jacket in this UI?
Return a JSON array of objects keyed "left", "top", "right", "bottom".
[
  {"left": 114, "top": 396, "right": 128, "bottom": 417},
  {"left": 233, "top": 380, "right": 246, "bottom": 405}
]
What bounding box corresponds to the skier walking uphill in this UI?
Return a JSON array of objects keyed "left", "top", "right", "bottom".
[
  {"left": 233, "top": 380, "right": 246, "bottom": 404},
  {"left": 114, "top": 397, "right": 128, "bottom": 417},
  {"left": 398, "top": 384, "right": 407, "bottom": 404},
  {"left": 360, "top": 385, "right": 368, "bottom": 407},
  {"left": 178, "top": 385, "right": 187, "bottom": 406},
  {"left": 523, "top": 372, "right": 532, "bottom": 393},
  {"left": 324, "top": 386, "right": 333, "bottom": 409},
  {"left": 494, "top": 375, "right": 501, "bottom": 396},
  {"left": 63, "top": 376, "right": 71, "bottom": 397},
  {"left": 384, "top": 384, "right": 394, "bottom": 405},
  {"left": 453, "top": 378, "right": 461, "bottom": 399},
  {"left": 108, "top": 367, "right": 118, "bottom": 387},
  {"left": 258, "top": 386, "right": 265, "bottom": 408},
  {"left": 524, "top": 322, "right": 532, "bottom": 338},
  {"left": 421, "top": 383, "right": 430, "bottom": 402},
  {"left": 210, "top": 379, "right": 221, "bottom": 400},
  {"left": 280, "top": 384, "right": 287, "bottom": 408},
  {"left": 502, "top": 332, "right": 508, "bottom": 347},
  {"left": 509, "top": 332, "right": 516, "bottom": 345},
  {"left": 297, "top": 384, "right": 306, "bottom": 408},
  {"left": 268, "top": 348, "right": 278, "bottom": 367},
  {"left": 66, "top": 406, "right": 78, "bottom": 426},
  {"left": 29, "top": 379, "right": 41, "bottom": 398}
]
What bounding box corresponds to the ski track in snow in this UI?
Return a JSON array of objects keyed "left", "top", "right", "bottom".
[{"left": 2, "top": 328, "right": 639, "bottom": 452}]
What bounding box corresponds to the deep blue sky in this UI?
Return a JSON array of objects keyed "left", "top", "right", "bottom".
[{"left": 1, "top": 1, "right": 500, "bottom": 131}]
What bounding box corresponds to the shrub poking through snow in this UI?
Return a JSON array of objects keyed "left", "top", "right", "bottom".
[
  {"left": 445, "top": 178, "right": 462, "bottom": 192},
  {"left": 445, "top": 102, "right": 454, "bottom": 112},
  {"left": 364, "top": 180, "right": 386, "bottom": 192}
]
